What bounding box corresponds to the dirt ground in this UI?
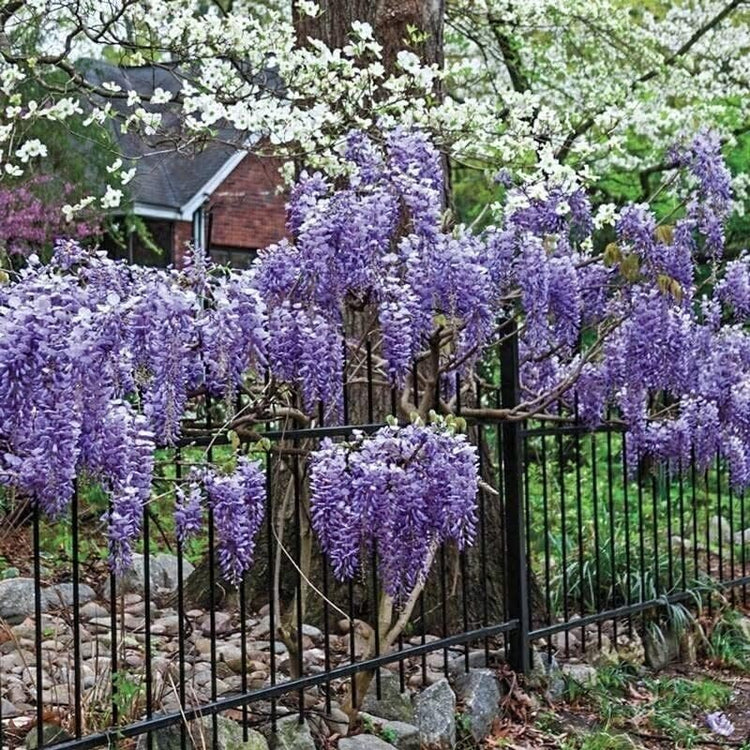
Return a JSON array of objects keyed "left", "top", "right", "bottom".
[{"left": 489, "top": 660, "right": 750, "bottom": 750}]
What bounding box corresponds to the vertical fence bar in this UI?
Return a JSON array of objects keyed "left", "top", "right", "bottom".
[
  {"left": 622, "top": 438, "right": 633, "bottom": 637},
  {"left": 591, "top": 435, "right": 602, "bottom": 647},
  {"left": 705, "top": 469, "right": 713, "bottom": 615},
  {"left": 499, "top": 320, "right": 529, "bottom": 673},
  {"left": 557, "top": 410, "right": 570, "bottom": 653},
  {"left": 605, "top": 427, "right": 618, "bottom": 644},
  {"left": 108, "top": 507, "right": 119, "bottom": 734},
  {"left": 33, "top": 505, "right": 44, "bottom": 750},
  {"left": 540, "top": 435, "right": 552, "bottom": 661},
  {"left": 71, "top": 480, "right": 83, "bottom": 739},
  {"left": 730, "top": 483, "right": 736, "bottom": 605},
  {"left": 143, "top": 500, "right": 153, "bottom": 750},
  {"left": 205, "top": 393, "right": 218, "bottom": 749},
  {"left": 678, "top": 467, "right": 687, "bottom": 591},
  {"left": 293, "top": 447, "right": 304, "bottom": 720},
  {"left": 175, "top": 446, "right": 188, "bottom": 750},
  {"left": 574, "top": 405, "right": 585, "bottom": 650},
  {"left": 666, "top": 465, "right": 674, "bottom": 592},
  {"left": 456, "top": 374, "right": 470, "bottom": 673},
  {"left": 266, "top": 450, "right": 278, "bottom": 731},
  {"left": 488, "top": 380, "right": 499, "bottom": 660},
  {"left": 717, "top": 453, "right": 724, "bottom": 589},
  {"left": 651, "top": 474, "right": 660, "bottom": 598},
  {"left": 637, "top": 465, "right": 646, "bottom": 603},
  {"left": 742, "top": 488, "right": 747, "bottom": 606}
]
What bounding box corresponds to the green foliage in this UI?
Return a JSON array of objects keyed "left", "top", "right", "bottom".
[
  {"left": 557, "top": 666, "right": 733, "bottom": 749},
  {"left": 708, "top": 609, "right": 750, "bottom": 669},
  {"left": 562, "top": 731, "right": 635, "bottom": 750},
  {"left": 450, "top": 163, "right": 502, "bottom": 229},
  {"left": 523, "top": 427, "right": 741, "bottom": 620},
  {"left": 380, "top": 727, "right": 398, "bottom": 745}
]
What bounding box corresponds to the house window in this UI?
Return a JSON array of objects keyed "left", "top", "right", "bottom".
[
  {"left": 104, "top": 219, "right": 172, "bottom": 267},
  {"left": 209, "top": 246, "right": 258, "bottom": 269}
]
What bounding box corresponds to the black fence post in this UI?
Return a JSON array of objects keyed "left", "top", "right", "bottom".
[{"left": 499, "top": 319, "right": 531, "bottom": 673}]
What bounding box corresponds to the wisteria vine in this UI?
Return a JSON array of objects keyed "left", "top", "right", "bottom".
[
  {"left": 176, "top": 457, "right": 266, "bottom": 585},
  {"left": 309, "top": 421, "right": 478, "bottom": 602},
  {"left": 2, "top": 126, "right": 750, "bottom": 587}
]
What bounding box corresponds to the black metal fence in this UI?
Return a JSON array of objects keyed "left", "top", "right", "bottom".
[{"left": 0, "top": 329, "right": 747, "bottom": 749}]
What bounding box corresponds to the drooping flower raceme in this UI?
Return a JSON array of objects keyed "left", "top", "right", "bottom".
[
  {"left": 0, "top": 242, "right": 267, "bottom": 571},
  {"left": 177, "top": 458, "right": 266, "bottom": 584},
  {"left": 309, "top": 423, "right": 478, "bottom": 603},
  {"left": 254, "top": 128, "right": 499, "bottom": 409},
  {"left": 5, "top": 122, "right": 750, "bottom": 585}
]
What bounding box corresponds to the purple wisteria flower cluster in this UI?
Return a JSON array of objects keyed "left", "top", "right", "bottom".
[
  {"left": 502, "top": 131, "right": 750, "bottom": 486},
  {"left": 255, "top": 127, "right": 496, "bottom": 403},
  {"left": 0, "top": 242, "right": 267, "bottom": 571},
  {"left": 308, "top": 422, "right": 478, "bottom": 603},
  {"left": 176, "top": 457, "right": 266, "bottom": 584},
  {"left": 4, "top": 122, "right": 750, "bottom": 582}
]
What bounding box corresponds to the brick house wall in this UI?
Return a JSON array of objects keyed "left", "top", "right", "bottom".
[
  {"left": 172, "top": 153, "right": 287, "bottom": 268},
  {"left": 173, "top": 220, "right": 193, "bottom": 268}
]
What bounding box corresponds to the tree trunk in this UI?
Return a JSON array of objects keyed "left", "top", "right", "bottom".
[{"left": 293, "top": 0, "right": 444, "bottom": 72}]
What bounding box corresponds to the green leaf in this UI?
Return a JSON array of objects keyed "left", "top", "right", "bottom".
[
  {"left": 620, "top": 253, "right": 640, "bottom": 281},
  {"left": 603, "top": 242, "right": 621, "bottom": 267},
  {"left": 654, "top": 224, "right": 674, "bottom": 245}
]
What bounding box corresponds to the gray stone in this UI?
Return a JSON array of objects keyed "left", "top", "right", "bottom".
[
  {"left": 407, "top": 669, "right": 443, "bottom": 689},
  {"left": 414, "top": 678, "right": 455, "bottom": 750},
  {"left": 528, "top": 650, "right": 563, "bottom": 696},
  {"left": 117, "top": 554, "right": 194, "bottom": 601},
  {"left": 1, "top": 697, "right": 20, "bottom": 718},
  {"left": 361, "top": 672, "right": 414, "bottom": 723},
  {"left": 80, "top": 601, "right": 109, "bottom": 619},
  {"left": 339, "top": 735, "right": 397, "bottom": 750},
  {"left": 301, "top": 624, "right": 323, "bottom": 641},
  {"left": 360, "top": 715, "right": 419, "bottom": 750},
  {"left": 323, "top": 706, "right": 350, "bottom": 735},
  {"left": 0, "top": 578, "right": 96, "bottom": 625},
  {"left": 47, "top": 582, "right": 97, "bottom": 610},
  {"left": 453, "top": 669, "right": 501, "bottom": 742},
  {"left": 561, "top": 663, "right": 597, "bottom": 688},
  {"left": 583, "top": 634, "right": 618, "bottom": 668},
  {"left": 737, "top": 616, "right": 750, "bottom": 642},
  {"left": 25, "top": 724, "right": 74, "bottom": 749},
  {"left": 616, "top": 631, "right": 645, "bottom": 666},
  {"left": 643, "top": 626, "right": 680, "bottom": 671},
  {"left": 447, "top": 649, "right": 504, "bottom": 679},
  {"left": 137, "top": 716, "right": 268, "bottom": 750},
  {"left": 273, "top": 715, "right": 316, "bottom": 750},
  {"left": 709, "top": 515, "right": 733, "bottom": 546}
]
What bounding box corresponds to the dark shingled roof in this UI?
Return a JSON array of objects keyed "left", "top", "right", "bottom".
[{"left": 81, "top": 59, "right": 258, "bottom": 212}]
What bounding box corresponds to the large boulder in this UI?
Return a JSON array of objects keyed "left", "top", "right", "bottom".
[
  {"left": 361, "top": 672, "right": 414, "bottom": 723},
  {"left": 117, "top": 553, "right": 194, "bottom": 602},
  {"left": 273, "top": 715, "right": 316, "bottom": 750},
  {"left": 453, "top": 669, "right": 502, "bottom": 743},
  {"left": 414, "top": 678, "right": 455, "bottom": 750},
  {"left": 0, "top": 578, "right": 96, "bottom": 625}
]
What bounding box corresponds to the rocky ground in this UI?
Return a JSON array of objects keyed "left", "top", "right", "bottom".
[
  {"left": 0, "top": 550, "right": 743, "bottom": 749},
  {"left": 0, "top": 552, "right": 513, "bottom": 749}
]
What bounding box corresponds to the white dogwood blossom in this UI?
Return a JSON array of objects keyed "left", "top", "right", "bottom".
[{"left": 0, "top": 0, "right": 748, "bottom": 205}]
